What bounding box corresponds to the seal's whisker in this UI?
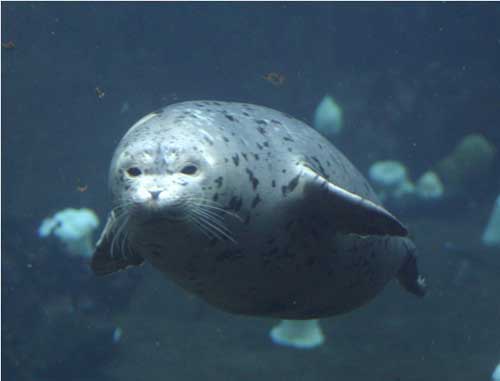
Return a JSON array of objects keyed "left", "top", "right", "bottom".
[
  {"left": 119, "top": 216, "right": 130, "bottom": 258},
  {"left": 118, "top": 221, "right": 130, "bottom": 258},
  {"left": 112, "top": 202, "right": 135, "bottom": 214},
  {"left": 190, "top": 211, "right": 220, "bottom": 239},
  {"left": 193, "top": 206, "right": 226, "bottom": 223},
  {"left": 194, "top": 216, "right": 227, "bottom": 242},
  {"left": 200, "top": 205, "right": 243, "bottom": 222},
  {"left": 125, "top": 232, "right": 134, "bottom": 259},
  {"left": 111, "top": 213, "right": 129, "bottom": 258},
  {"left": 186, "top": 199, "right": 222, "bottom": 218},
  {"left": 186, "top": 197, "right": 243, "bottom": 222},
  {"left": 189, "top": 213, "right": 219, "bottom": 240},
  {"left": 111, "top": 207, "right": 132, "bottom": 221},
  {"left": 191, "top": 209, "right": 236, "bottom": 243},
  {"left": 188, "top": 215, "right": 218, "bottom": 241},
  {"left": 110, "top": 232, "right": 119, "bottom": 258},
  {"left": 195, "top": 209, "right": 239, "bottom": 237},
  {"left": 111, "top": 210, "right": 128, "bottom": 231},
  {"left": 192, "top": 207, "right": 229, "bottom": 231},
  {"left": 110, "top": 216, "right": 122, "bottom": 257},
  {"left": 187, "top": 196, "right": 222, "bottom": 207},
  {"left": 113, "top": 205, "right": 134, "bottom": 213},
  {"left": 110, "top": 224, "right": 122, "bottom": 258}
]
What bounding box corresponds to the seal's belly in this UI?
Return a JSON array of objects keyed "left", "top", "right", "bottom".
[{"left": 138, "top": 217, "right": 407, "bottom": 319}]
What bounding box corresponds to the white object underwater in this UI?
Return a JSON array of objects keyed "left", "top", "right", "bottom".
[
  {"left": 313, "top": 95, "right": 343, "bottom": 140},
  {"left": 38, "top": 208, "right": 100, "bottom": 258},
  {"left": 368, "top": 160, "right": 415, "bottom": 201},
  {"left": 270, "top": 319, "right": 324, "bottom": 349},
  {"left": 492, "top": 362, "right": 500, "bottom": 381},
  {"left": 482, "top": 195, "right": 500, "bottom": 248},
  {"left": 415, "top": 171, "right": 444, "bottom": 200}
]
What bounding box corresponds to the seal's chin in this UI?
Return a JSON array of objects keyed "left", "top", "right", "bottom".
[{"left": 131, "top": 199, "right": 189, "bottom": 223}]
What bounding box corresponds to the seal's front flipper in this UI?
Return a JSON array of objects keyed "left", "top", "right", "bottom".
[
  {"left": 91, "top": 211, "right": 144, "bottom": 276},
  {"left": 301, "top": 166, "right": 408, "bottom": 237},
  {"left": 397, "top": 247, "right": 427, "bottom": 297}
]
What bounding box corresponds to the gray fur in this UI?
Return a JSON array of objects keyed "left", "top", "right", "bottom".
[{"left": 92, "top": 101, "right": 426, "bottom": 319}]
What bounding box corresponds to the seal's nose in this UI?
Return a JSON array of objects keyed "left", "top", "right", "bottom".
[{"left": 149, "top": 190, "right": 161, "bottom": 200}]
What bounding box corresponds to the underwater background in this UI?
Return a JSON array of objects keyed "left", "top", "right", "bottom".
[{"left": 2, "top": 2, "right": 500, "bottom": 380}]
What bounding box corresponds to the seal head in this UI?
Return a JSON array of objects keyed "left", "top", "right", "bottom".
[{"left": 110, "top": 120, "right": 212, "bottom": 222}]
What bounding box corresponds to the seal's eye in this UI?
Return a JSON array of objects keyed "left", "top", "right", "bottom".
[
  {"left": 180, "top": 165, "right": 198, "bottom": 175},
  {"left": 126, "top": 167, "right": 142, "bottom": 177}
]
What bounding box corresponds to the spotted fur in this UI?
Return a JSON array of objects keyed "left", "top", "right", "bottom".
[{"left": 93, "top": 100, "right": 426, "bottom": 319}]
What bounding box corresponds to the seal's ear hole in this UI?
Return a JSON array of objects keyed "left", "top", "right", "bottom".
[
  {"left": 126, "top": 167, "right": 142, "bottom": 177},
  {"left": 180, "top": 164, "right": 198, "bottom": 175}
]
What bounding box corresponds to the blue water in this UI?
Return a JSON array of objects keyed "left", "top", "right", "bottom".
[{"left": 2, "top": 3, "right": 500, "bottom": 381}]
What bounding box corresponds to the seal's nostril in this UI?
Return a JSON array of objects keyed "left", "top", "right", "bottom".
[{"left": 149, "top": 190, "right": 161, "bottom": 200}]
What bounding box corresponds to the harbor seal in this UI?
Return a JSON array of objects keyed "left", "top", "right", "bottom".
[{"left": 91, "top": 100, "right": 426, "bottom": 319}]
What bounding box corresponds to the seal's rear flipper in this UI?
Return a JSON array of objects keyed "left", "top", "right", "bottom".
[
  {"left": 398, "top": 251, "right": 427, "bottom": 297},
  {"left": 91, "top": 211, "right": 144, "bottom": 276}
]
